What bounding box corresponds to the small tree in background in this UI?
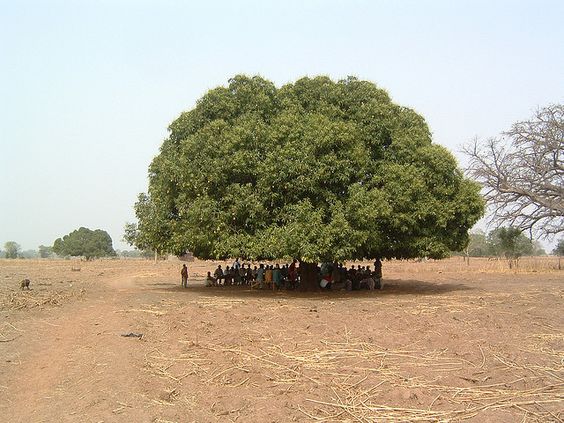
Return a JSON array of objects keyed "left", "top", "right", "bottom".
[
  {"left": 118, "top": 248, "right": 155, "bottom": 259},
  {"left": 38, "top": 245, "right": 54, "bottom": 258},
  {"left": 531, "top": 241, "right": 546, "bottom": 256},
  {"left": 487, "top": 227, "right": 533, "bottom": 268},
  {"left": 553, "top": 238, "right": 564, "bottom": 270},
  {"left": 4, "top": 241, "right": 21, "bottom": 259},
  {"left": 460, "top": 230, "right": 489, "bottom": 264},
  {"left": 53, "top": 227, "right": 116, "bottom": 260},
  {"left": 19, "top": 250, "right": 38, "bottom": 259},
  {"left": 553, "top": 239, "right": 564, "bottom": 256},
  {"left": 124, "top": 219, "right": 163, "bottom": 262}
]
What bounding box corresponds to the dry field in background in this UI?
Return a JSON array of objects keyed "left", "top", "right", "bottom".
[{"left": 0, "top": 257, "right": 562, "bottom": 422}]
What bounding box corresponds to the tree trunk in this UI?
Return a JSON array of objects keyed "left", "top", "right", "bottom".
[{"left": 299, "top": 261, "right": 319, "bottom": 292}]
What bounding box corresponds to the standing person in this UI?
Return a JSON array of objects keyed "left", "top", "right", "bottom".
[
  {"left": 331, "top": 262, "right": 341, "bottom": 286},
  {"left": 181, "top": 264, "right": 188, "bottom": 288},
  {"left": 240, "top": 264, "right": 247, "bottom": 285},
  {"left": 281, "top": 264, "right": 289, "bottom": 288},
  {"left": 233, "top": 258, "right": 241, "bottom": 271},
  {"left": 339, "top": 264, "right": 347, "bottom": 285},
  {"left": 373, "top": 258, "right": 383, "bottom": 289},
  {"left": 256, "top": 264, "right": 265, "bottom": 289},
  {"left": 348, "top": 265, "right": 357, "bottom": 281},
  {"left": 265, "top": 265, "right": 273, "bottom": 289},
  {"left": 234, "top": 265, "right": 242, "bottom": 285},
  {"left": 288, "top": 259, "right": 297, "bottom": 289},
  {"left": 273, "top": 264, "right": 282, "bottom": 290}
]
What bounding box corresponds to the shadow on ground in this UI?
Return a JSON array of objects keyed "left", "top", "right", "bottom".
[{"left": 141, "top": 278, "right": 474, "bottom": 300}]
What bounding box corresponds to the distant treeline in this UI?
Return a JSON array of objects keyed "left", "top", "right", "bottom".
[
  {"left": 454, "top": 227, "right": 551, "bottom": 258},
  {"left": 0, "top": 246, "right": 153, "bottom": 259},
  {"left": 2, "top": 233, "right": 154, "bottom": 260},
  {"left": 3, "top": 227, "right": 563, "bottom": 260}
]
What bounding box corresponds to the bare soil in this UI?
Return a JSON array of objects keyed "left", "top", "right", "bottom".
[{"left": 0, "top": 257, "right": 562, "bottom": 422}]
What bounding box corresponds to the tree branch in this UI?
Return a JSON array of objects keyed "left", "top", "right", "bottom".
[{"left": 464, "top": 104, "right": 564, "bottom": 239}]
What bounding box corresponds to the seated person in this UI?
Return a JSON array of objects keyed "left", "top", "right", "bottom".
[
  {"left": 246, "top": 265, "right": 254, "bottom": 285},
  {"left": 320, "top": 275, "right": 332, "bottom": 290},
  {"left": 205, "top": 271, "right": 216, "bottom": 287},
  {"left": 224, "top": 266, "right": 232, "bottom": 286},
  {"left": 359, "top": 277, "right": 375, "bottom": 290},
  {"left": 330, "top": 263, "right": 347, "bottom": 290},
  {"left": 214, "top": 265, "right": 224, "bottom": 285},
  {"left": 348, "top": 265, "right": 362, "bottom": 290}
]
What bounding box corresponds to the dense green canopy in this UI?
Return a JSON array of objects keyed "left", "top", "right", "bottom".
[
  {"left": 129, "top": 75, "right": 484, "bottom": 262},
  {"left": 53, "top": 227, "right": 116, "bottom": 260}
]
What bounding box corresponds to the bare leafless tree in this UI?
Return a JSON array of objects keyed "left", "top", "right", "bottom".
[{"left": 464, "top": 104, "right": 563, "bottom": 239}]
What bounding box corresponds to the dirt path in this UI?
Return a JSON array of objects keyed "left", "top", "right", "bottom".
[
  {"left": 1, "top": 258, "right": 562, "bottom": 422},
  {"left": 1, "top": 272, "right": 165, "bottom": 423}
]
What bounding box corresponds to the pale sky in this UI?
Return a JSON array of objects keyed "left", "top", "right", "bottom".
[{"left": 1, "top": 0, "right": 563, "bottom": 252}]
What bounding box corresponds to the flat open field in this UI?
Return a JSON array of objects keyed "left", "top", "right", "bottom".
[{"left": 1, "top": 257, "right": 562, "bottom": 422}]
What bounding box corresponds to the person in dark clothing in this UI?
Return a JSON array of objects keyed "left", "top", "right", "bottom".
[
  {"left": 181, "top": 264, "right": 188, "bottom": 288},
  {"left": 373, "top": 258, "right": 383, "bottom": 289}
]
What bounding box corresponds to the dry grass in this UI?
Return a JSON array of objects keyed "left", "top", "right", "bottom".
[
  {"left": 142, "top": 335, "right": 563, "bottom": 422},
  {"left": 0, "top": 289, "right": 85, "bottom": 311},
  {"left": 1, "top": 257, "right": 562, "bottom": 422},
  {"left": 378, "top": 256, "right": 561, "bottom": 274},
  {"left": 139, "top": 286, "right": 563, "bottom": 423}
]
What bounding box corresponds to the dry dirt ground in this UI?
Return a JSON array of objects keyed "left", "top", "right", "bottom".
[{"left": 0, "top": 257, "right": 562, "bottom": 423}]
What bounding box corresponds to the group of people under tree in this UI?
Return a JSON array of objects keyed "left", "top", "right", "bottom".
[{"left": 201, "top": 258, "right": 384, "bottom": 291}]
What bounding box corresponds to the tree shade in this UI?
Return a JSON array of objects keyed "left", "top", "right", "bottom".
[{"left": 129, "top": 75, "right": 484, "bottom": 265}]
